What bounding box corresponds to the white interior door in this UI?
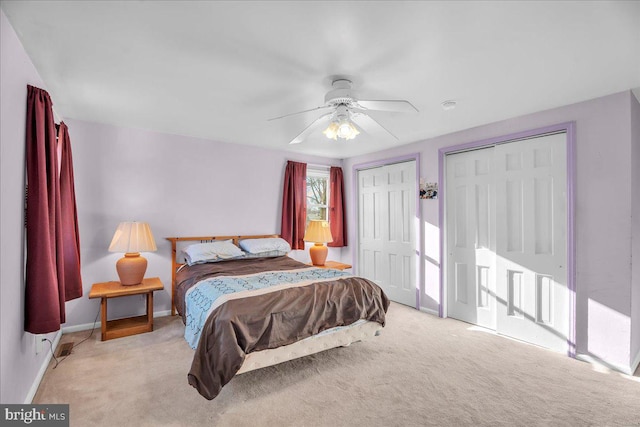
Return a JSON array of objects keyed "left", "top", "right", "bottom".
[
  {"left": 359, "top": 167, "right": 386, "bottom": 287},
  {"left": 445, "top": 147, "right": 497, "bottom": 330},
  {"left": 494, "top": 133, "right": 568, "bottom": 352},
  {"left": 445, "top": 133, "right": 568, "bottom": 353},
  {"left": 358, "top": 161, "right": 416, "bottom": 307}
]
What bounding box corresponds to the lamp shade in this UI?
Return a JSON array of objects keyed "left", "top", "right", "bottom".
[
  {"left": 108, "top": 222, "right": 157, "bottom": 253},
  {"left": 304, "top": 220, "right": 333, "bottom": 243}
]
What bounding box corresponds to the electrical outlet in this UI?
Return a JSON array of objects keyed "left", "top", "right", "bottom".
[{"left": 35, "top": 334, "right": 45, "bottom": 355}]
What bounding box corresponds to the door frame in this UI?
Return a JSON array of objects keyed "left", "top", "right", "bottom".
[
  {"left": 438, "top": 122, "right": 576, "bottom": 357},
  {"left": 352, "top": 153, "right": 422, "bottom": 310}
]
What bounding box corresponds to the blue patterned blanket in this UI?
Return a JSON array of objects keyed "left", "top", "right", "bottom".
[{"left": 184, "top": 267, "right": 351, "bottom": 349}]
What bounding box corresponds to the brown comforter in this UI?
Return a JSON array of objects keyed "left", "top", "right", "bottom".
[{"left": 176, "top": 256, "right": 389, "bottom": 400}]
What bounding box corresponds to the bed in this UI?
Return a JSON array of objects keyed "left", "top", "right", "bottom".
[{"left": 167, "top": 234, "right": 390, "bottom": 400}]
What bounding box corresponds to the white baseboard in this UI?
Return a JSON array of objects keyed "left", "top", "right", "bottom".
[
  {"left": 61, "top": 321, "right": 98, "bottom": 334},
  {"left": 25, "top": 330, "right": 62, "bottom": 404},
  {"left": 632, "top": 347, "right": 640, "bottom": 375},
  {"left": 61, "top": 310, "right": 172, "bottom": 334},
  {"left": 575, "top": 353, "right": 637, "bottom": 376}
]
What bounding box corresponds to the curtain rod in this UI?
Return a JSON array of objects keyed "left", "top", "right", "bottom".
[
  {"left": 287, "top": 160, "right": 335, "bottom": 169},
  {"left": 307, "top": 163, "right": 331, "bottom": 169}
]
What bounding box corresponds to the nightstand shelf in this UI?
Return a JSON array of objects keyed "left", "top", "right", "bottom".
[
  {"left": 88, "top": 277, "right": 164, "bottom": 341},
  {"left": 104, "top": 315, "right": 150, "bottom": 338},
  {"left": 309, "top": 261, "right": 352, "bottom": 271}
]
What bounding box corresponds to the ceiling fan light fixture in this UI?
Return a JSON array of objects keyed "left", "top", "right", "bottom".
[
  {"left": 322, "top": 122, "right": 339, "bottom": 140},
  {"left": 322, "top": 120, "right": 360, "bottom": 141},
  {"left": 323, "top": 120, "right": 359, "bottom": 141},
  {"left": 277, "top": 78, "right": 416, "bottom": 145},
  {"left": 338, "top": 121, "right": 359, "bottom": 139}
]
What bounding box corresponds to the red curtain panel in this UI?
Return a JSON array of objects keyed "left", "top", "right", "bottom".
[
  {"left": 328, "top": 166, "right": 347, "bottom": 247},
  {"left": 57, "top": 122, "right": 83, "bottom": 301},
  {"left": 25, "top": 85, "right": 66, "bottom": 333},
  {"left": 280, "top": 161, "right": 307, "bottom": 249}
]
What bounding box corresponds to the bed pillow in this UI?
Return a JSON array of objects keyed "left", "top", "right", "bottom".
[
  {"left": 183, "top": 240, "right": 244, "bottom": 265},
  {"left": 239, "top": 237, "right": 291, "bottom": 255},
  {"left": 242, "top": 249, "right": 289, "bottom": 259}
]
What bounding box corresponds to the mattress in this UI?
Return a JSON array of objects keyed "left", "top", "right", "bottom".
[{"left": 237, "top": 319, "right": 382, "bottom": 374}]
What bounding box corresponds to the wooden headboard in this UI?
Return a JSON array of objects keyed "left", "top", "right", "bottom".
[{"left": 165, "top": 234, "right": 279, "bottom": 316}]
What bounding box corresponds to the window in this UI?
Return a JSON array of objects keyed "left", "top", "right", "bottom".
[{"left": 306, "top": 169, "right": 330, "bottom": 226}]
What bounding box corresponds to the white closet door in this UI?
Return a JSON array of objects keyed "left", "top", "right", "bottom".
[
  {"left": 359, "top": 167, "right": 387, "bottom": 287},
  {"left": 494, "top": 133, "right": 568, "bottom": 352},
  {"left": 445, "top": 133, "right": 568, "bottom": 353},
  {"left": 445, "top": 148, "right": 497, "bottom": 330},
  {"left": 358, "top": 161, "right": 416, "bottom": 307}
]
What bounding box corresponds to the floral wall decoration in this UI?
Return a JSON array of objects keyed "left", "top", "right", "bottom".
[{"left": 419, "top": 180, "right": 438, "bottom": 200}]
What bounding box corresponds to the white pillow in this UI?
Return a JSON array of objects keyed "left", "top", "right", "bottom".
[
  {"left": 183, "top": 240, "right": 244, "bottom": 265},
  {"left": 239, "top": 237, "right": 291, "bottom": 254}
]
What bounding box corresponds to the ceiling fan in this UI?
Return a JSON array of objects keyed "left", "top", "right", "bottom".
[{"left": 269, "top": 78, "right": 418, "bottom": 144}]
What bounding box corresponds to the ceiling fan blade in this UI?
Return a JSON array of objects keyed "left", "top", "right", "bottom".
[
  {"left": 351, "top": 113, "right": 399, "bottom": 140},
  {"left": 268, "top": 105, "right": 333, "bottom": 121},
  {"left": 289, "top": 113, "right": 334, "bottom": 144},
  {"left": 355, "top": 99, "right": 418, "bottom": 113}
]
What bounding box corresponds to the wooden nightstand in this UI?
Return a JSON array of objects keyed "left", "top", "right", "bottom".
[
  {"left": 309, "top": 261, "right": 352, "bottom": 271},
  {"left": 88, "top": 277, "right": 164, "bottom": 341}
]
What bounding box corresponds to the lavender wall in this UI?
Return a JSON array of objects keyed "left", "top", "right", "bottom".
[
  {"left": 343, "top": 91, "right": 637, "bottom": 373},
  {"left": 631, "top": 93, "right": 640, "bottom": 372},
  {"left": 1, "top": 9, "right": 342, "bottom": 403},
  {"left": 62, "top": 119, "right": 342, "bottom": 327},
  {"left": 2, "top": 9, "right": 637, "bottom": 407},
  {"left": 0, "top": 10, "right": 60, "bottom": 403}
]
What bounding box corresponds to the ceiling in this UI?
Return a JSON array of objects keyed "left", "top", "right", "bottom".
[{"left": 2, "top": 1, "right": 639, "bottom": 159}]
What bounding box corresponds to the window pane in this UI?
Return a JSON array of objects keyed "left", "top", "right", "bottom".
[
  {"left": 307, "top": 207, "right": 327, "bottom": 221},
  {"left": 307, "top": 177, "right": 327, "bottom": 205},
  {"left": 306, "top": 172, "right": 330, "bottom": 227},
  {"left": 306, "top": 207, "right": 328, "bottom": 228}
]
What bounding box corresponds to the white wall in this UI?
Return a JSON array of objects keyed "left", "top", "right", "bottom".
[
  {"left": 0, "top": 10, "right": 60, "bottom": 404},
  {"left": 631, "top": 92, "right": 640, "bottom": 372},
  {"left": 343, "top": 90, "right": 637, "bottom": 373},
  {"left": 63, "top": 119, "right": 343, "bottom": 326}
]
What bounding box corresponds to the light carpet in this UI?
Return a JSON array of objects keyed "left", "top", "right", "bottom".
[{"left": 34, "top": 303, "right": 640, "bottom": 426}]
